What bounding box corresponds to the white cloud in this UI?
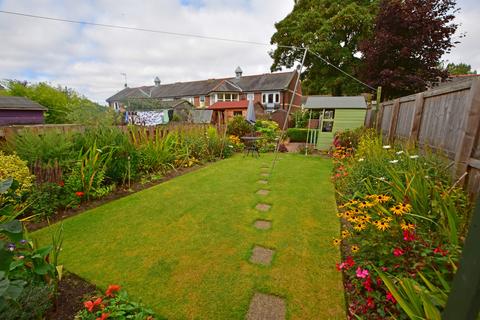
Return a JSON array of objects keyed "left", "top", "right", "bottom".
[{"left": 0, "top": 0, "right": 293, "bottom": 104}]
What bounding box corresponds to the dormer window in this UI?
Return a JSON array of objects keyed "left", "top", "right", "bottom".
[{"left": 262, "top": 92, "right": 280, "bottom": 104}]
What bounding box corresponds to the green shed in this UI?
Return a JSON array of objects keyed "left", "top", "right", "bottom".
[{"left": 303, "top": 96, "right": 367, "bottom": 150}]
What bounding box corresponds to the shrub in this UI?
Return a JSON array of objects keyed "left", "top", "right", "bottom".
[
  {"left": 76, "top": 285, "right": 160, "bottom": 320},
  {"left": 27, "top": 182, "right": 69, "bottom": 220},
  {"left": 333, "top": 127, "right": 364, "bottom": 150},
  {"left": 254, "top": 120, "right": 279, "bottom": 141},
  {"left": 286, "top": 128, "right": 309, "bottom": 142},
  {"left": 0, "top": 282, "right": 54, "bottom": 320},
  {"left": 0, "top": 151, "right": 34, "bottom": 195},
  {"left": 226, "top": 116, "right": 252, "bottom": 138}
]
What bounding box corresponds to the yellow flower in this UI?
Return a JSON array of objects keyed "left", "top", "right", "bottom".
[
  {"left": 332, "top": 238, "right": 341, "bottom": 246},
  {"left": 343, "top": 211, "right": 353, "bottom": 218},
  {"left": 362, "top": 214, "right": 372, "bottom": 222},
  {"left": 390, "top": 204, "right": 405, "bottom": 216},
  {"left": 400, "top": 221, "right": 415, "bottom": 231},
  {"left": 374, "top": 220, "right": 390, "bottom": 231},
  {"left": 383, "top": 216, "right": 393, "bottom": 223},
  {"left": 375, "top": 194, "right": 391, "bottom": 203},
  {"left": 366, "top": 194, "right": 379, "bottom": 200},
  {"left": 351, "top": 245, "right": 360, "bottom": 253},
  {"left": 352, "top": 208, "right": 362, "bottom": 215},
  {"left": 359, "top": 201, "right": 374, "bottom": 209},
  {"left": 401, "top": 203, "right": 412, "bottom": 213},
  {"left": 336, "top": 212, "right": 344, "bottom": 218},
  {"left": 341, "top": 230, "right": 351, "bottom": 239},
  {"left": 354, "top": 223, "right": 367, "bottom": 231}
]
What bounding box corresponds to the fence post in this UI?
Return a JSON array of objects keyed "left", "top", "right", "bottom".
[
  {"left": 454, "top": 79, "right": 480, "bottom": 182},
  {"left": 375, "top": 103, "right": 384, "bottom": 132},
  {"left": 442, "top": 198, "right": 480, "bottom": 320},
  {"left": 409, "top": 92, "right": 425, "bottom": 144},
  {"left": 388, "top": 98, "right": 400, "bottom": 142}
]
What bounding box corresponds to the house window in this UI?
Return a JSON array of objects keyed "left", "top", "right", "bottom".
[
  {"left": 184, "top": 97, "right": 194, "bottom": 104},
  {"left": 113, "top": 102, "right": 120, "bottom": 110},
  {"left": 200, "top": 96, "right": 205, "bottom": 102},
  {"left": 262, "top": 92, "right": 280, "bottom": 105},
  {"left": 233, "top": 111, "right": 242, "bottom": 116},
  {"left": 216, "top": 93, "right": 239, "bottom": 102},
  {"left": 321, "top": 109, "right": 335, "bottom": 132},
  {"left": 247, "top": 93, "right": 254, "bottom": 101}
]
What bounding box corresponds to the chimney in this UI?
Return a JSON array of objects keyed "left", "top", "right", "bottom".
[
  {"left": 124, "top": 83, "right": 127, "bottom": 88},
  {"left": 154, "top": 76, "right": 161, "bottom": 87},
  {"left": 235, "top": 66, "right": 243, "bottom": 79}
]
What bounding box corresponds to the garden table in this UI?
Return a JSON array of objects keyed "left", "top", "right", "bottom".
[{"left": 241, "top": 136, "right": 261, "bottom": 157}]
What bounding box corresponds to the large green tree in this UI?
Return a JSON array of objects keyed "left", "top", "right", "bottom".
[
  {"left": 270, "top": 0, "right": 378, "bottom": 96},
  {"left": 446, "top": 62, "right": 477, "bottom": 75}
]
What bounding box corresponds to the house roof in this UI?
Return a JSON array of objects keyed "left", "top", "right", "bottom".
[
  {"left": 208, "top": 100, "right": 250, "bottom": 110},
  {"left": 107, "top": 71, "right": 296, "bottom": 102},
  {"left": 0, "top": 96, "right": 48, "bottom": 111},
  {"left": 303, "top": 96, "right": 367, "bottom": 109},
  {"left": 125, "top": 99, "right": 194, "bottom": 111}
]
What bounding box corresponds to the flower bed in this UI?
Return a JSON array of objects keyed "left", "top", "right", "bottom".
[{"left": 331, "top": 129, "right": 471, "bottom": 319}]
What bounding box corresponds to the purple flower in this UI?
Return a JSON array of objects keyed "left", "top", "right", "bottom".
[
  {"left": 20, "top": 239, "right": 28, "bottom": 245},
  {"left": 6, "top": 243, "right": 15, "bottom": 252}
]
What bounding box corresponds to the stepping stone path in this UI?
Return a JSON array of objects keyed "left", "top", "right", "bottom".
[
  {"left": 255, "top": 203, "right": 271, "bottom": 212},
  {"left": 258, "top": 180, "right": 268, "bottom": 184},
  {"left": 260, "top": 173, "right": 269, "bottom": 177},
  {"left": 246, "top": 293, "right": 286, "bottom": 320},
  {"left": 256, "top": 189, "right": 270, "bottom": 196},
  {"left": 254, "top": 220, "right": 272, "bottom": 230},
  {"left": 250, "top": 245, "right": 275, "bottom": 266}
]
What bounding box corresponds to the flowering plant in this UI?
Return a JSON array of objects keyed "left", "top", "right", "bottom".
[{"left": 75, "top": 285, "right": 159, "bottom": 320}]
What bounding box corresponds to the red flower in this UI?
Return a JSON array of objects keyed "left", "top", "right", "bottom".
[
  {"left": 363, "top": 275, "right": 373, "bottom": 292},
  {"left": 336, "top": 256, "right": 355, "bottom": 271},
  {"left": 97, "top": 313, "right": 110, "bottom": 320},
  {"left": 75, "top": 191, "right": 85, "bottom": 197},
  {"left": 366, "top": 296, "right": 375, "bottom": 309},
  {"left": 434, "top": 246, "right": 448, "bottom": 256},
  {"left": 403, "top": 230, "right": 415, "bottom": 242},
  {"left": 105, "top": 284, "right": 121, "bottom": 297},
  {"left": 58, "top": 181, "right": 65, "bottom": 187},
  {"left": 393, "top": 248, "right": 405, "bottom": 256},
  {"left": 84, "top": 298, "right": 102, "bottom": 312},
  {"left": 386, "top": 291, "right": 397, "bottom": 304}
]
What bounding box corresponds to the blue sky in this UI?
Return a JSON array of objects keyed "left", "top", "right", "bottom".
[{"left": 0, "top": 0, "right": 478, "bottom": 103}]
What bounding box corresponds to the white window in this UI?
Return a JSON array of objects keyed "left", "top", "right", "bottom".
[
  {"left": 113, "top": 102, "right": 120, "bottom": 110},
  {"left": 216, "top": 93, "right": 239, "bottom": 102},
  {"left": 162, "top": 98, "right": 174, "bottom": 101},
  {"left": 262, "top": 92, "right": 280, "bottom": 105},
  {"left": 184, "top": 97, "right": 194, "bottom": 104},
  {"left": 247, "top": 93, "right": 254, "bottom": 101},
  {"left": 200, "top": 96, "right": 205, "bottom": 102}
]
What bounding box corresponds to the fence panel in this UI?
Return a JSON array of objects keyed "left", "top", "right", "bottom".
[{"left": 371, "top": 78, "right": 480, "bottom": 200}]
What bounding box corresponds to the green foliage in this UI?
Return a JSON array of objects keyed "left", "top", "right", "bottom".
[
  {"left": 27, "top": 183, "right": 70, "bottom": 220},
  {"left": 270, "top": 0, "right": 378, "bottom": 95},
  {"left": 287, "top": 128, "right": 309, "bottom": 142},
  {"left": 254, "top": 120, "right": 279, "bottom": 141},
  {"left": 2, "top": 80, "right": 111, "bottom": 124},
  {"left": 445, "top": 62, "right": 477, "bottom": 75},
  {"left": 226, "top": 115, "right": 253, "bottom": 138},
  {"left": 333, "top": 127, "right": 365, "bottom": 149},
  {"left": 0, "top": 282, "right": 54, "bottom": 320},
  {"left": 0, "top": 152, "right": 34, "bottom": 194}
]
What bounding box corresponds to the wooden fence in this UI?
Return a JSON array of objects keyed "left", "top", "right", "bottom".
[{"left": 366, "top": 78, "right": 480, "bottom": 199}]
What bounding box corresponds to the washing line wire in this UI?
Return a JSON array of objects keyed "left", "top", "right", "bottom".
[{"left": 0, "top": 10, "right": 298, "bottom": 49}]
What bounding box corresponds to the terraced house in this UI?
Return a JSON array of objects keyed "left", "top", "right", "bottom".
[{"left": 106, "top": 67, "right": 302, "bottom": 124}]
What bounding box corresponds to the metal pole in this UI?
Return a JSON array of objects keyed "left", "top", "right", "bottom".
[
  {"left": 305, "top": 109, "right": 313, "bottom": 156},
  {"left": 271, "top": 47, "right": 308, "bottom": 174}
]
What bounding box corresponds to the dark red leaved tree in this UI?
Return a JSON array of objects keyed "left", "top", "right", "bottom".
[{"left": 360, "top": 0, "right": 459, "bottom": 99}]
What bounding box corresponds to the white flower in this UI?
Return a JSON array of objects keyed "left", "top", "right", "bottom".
[
  {"left": 409, "top": 155, "right": 419, "bottom": 159},
  {"left": 379, "top": 177, "right": 386, "bottom": 181},
  {"left": 424, "top": 175, "right": 430, "bottom": 179},
  {"left": 396, "top": 151, "right": 404, "bottom": 155},
  {"left": 389, "top": 160, "right": 399, "bottom": 164},
  {"left": 383, "top": 145, "right": 391, "bottom": 149},
  {"left": 358, "top": 158, "right": 365, "bottom": 162}
]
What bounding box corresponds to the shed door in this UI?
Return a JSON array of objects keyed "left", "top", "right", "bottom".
[{"left": 320, "top": 109, "right": 335, "bottom": 132}]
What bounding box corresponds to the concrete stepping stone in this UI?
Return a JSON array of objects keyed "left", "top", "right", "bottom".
[
  {"left": 249, "top": 246, "right": 275, "bottom": 266},
  {"left": 246, "top": 293, "right": 286, "bottom": 320},
  {"left": 258, "top": 180, "right": 268, "bottom": 184},
  {"left": 254, "top": 220, "right": 272, "bottom": 230},
  {"left": 256, "top": 189, "right": 270, "bottom": 196},
  {"left": 260, "top": 173, "right": 269, "bottom": 177},
  {"left": 255, "top": 203, "right": 271, "bottom": 212}
]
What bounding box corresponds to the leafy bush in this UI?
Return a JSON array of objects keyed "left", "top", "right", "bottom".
[
  {"left": 333, "top": 127, "right": 364, "bottom": 150},
  {"left": 27, "top": 183, "right": 68, "bottom": 220},
  {"left": 0, "top": 151, "right": 34, "bottom": 194},
  {"left": 226, "top": 116, "right": 252, "bottom": 138},
  {"left": 76, "top": 284, "right": 160, "bottom": 320},
  {"left": 0, "top": 282, "right": 54, "bottom": 320},
  {"left": 286, "top": 128, "right": 309, "bottom": 142}
]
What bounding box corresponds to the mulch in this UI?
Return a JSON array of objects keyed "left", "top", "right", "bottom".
[
  {"left": 26, "top": 164, "right": 205, "bottom": 232},
  {"left": 46, "top": 273, "right": 96, "bottom": 320}
]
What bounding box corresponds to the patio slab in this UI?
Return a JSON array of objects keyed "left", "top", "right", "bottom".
[
  {"left": 255, "top": 203, "right": 271, "bottom": 212},
  {"left": 250, "top": 245, "right": 275, "bottom": 266},
  {"left": 258, "top": 180, "right": 268, "bottom": 184},
  {"left": 256, "top": 189, "right": 270, "bottom": 196},
  {"left": 246, "top": 293, "right": 286, "bottom": 320},
  {"left": 254, "top": 220, "right": 272, "bottom": 230},
  {"left": 260, "top": 173, "right": 269, "bottom": 177}
]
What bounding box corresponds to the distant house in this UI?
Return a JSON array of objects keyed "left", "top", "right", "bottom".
[
  {"left": 0, "top": 96, "right": 48, "bottom": 125},
  {"left": 303, "top": 96, "right": 367, "bottom": 150},
  {"left": 106, "top": 67, "right": 302, "bottom": 124}
]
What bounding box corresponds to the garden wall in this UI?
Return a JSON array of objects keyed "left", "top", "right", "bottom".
[{"left": 368, "top": 78, "right": 480, "bottom": 200}]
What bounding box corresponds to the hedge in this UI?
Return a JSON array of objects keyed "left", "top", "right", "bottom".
[{"left": 287, "top": 128, "right": 309, "bottom": 142}]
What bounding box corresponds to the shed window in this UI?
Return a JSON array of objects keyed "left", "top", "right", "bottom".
[
  {"left": 321, "top": 109, "right": 335, "bottom": 132},
  {"left": 233, "top": 111, "right": 242, "bottom": 116}
]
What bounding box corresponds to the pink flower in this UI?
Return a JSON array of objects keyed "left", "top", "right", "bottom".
[
  {"left": 356, "top": 267, "right": 369, "bottom": 278},
  {"left": 386, "top": 291, "right": 397, "bottom": 304},
  {"left": 403, "top": 230, "right": 415, "bottom": 241},
  {"left": 433, "top": 246, "right": 448, "bottom": 256},
  {"left": 393, "top": 248, "right": 405, "bottom": 256}
]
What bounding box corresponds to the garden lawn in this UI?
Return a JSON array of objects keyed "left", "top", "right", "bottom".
[{"left": 34, "top": 154, "right": 345, "bottom": 319}]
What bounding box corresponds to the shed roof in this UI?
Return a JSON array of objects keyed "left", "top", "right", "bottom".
[
  {"left": 303, "top": 96, "right": 367, "bottom": 109},
  {"left": 0, "top": 96, "right": 48, "bottom": 111},
  {"left": 208, "top": 100, "right": 250, "bottom": 110}
]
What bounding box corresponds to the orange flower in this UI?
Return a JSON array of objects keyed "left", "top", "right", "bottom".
[
  {"left": 105, "top": 284, "right": 121, "bottom": 297},
  {"left": 97, "top": 313, "right": 110, "bottom": 320},
  {"left": 84, "top": 297, "right": 102, "bottom": 312},
  {"left": 75, "top": 191, "right": 85, "bottom": 197}
]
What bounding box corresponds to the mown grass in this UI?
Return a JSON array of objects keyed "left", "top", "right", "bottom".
[{"left": 34, "top": 154, "right": 345, "bottom": 319}]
